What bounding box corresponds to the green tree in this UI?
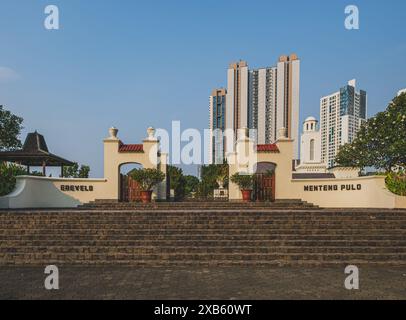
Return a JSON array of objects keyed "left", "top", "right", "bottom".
[
  {"left": 197, "top": 163, "right": 229, "bottom": 198},
  {"left": 386, "top": 169, "right": 406, "bottom": 196},
  {"left": 167, "top": 165, "right": 186, "bottom": 200},
  {"left": 336, "top": 93, "right": 406, "bottom": 172},
  {"left": 184, "top": 175, "right": 200, "bottom": 195},
  {"left": 0, "top": 163, "right": 27, "bottom": 196},
  {"left": 129, "top": 168, "right": 165, "bottom": 191},
  {"left": 63, "top": 162, "right": 91, "bottom": 178},
  {"left": 0, "top": 105, "right": 24, "bottom": 151},
  {"left": 78, "top": 165, "right": 90, "bottom": 178}
]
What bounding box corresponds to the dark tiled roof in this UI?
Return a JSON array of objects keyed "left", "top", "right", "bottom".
[
  {"left": 23, "top": 131, "right": 49, "bottom": 153},
  {"left": 0, "top": 131, "right": 74, "bottom": 166},
  {"left": 292, "top": 173, "right": 336, "bottom": 180},
  {"left": 119, "top": 143, "right": 144, "bottom": 153},
  {"left": 257, "top": 144, "right": 279, "bottom": 153}
]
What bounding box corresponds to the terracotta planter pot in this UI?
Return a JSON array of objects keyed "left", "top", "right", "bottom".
[
  {"left": 241, "top": 189, "right": 252, "bottom": 202},
  {"left": 140, "top": 190, "right": 153, "bottom": 203}
]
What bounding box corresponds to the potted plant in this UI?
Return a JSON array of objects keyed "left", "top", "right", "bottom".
[
  {"left": 129, "top": 168, "right": 165, "bottom": 203},
  {"left": 230, "top": 172, "right": 254, "bottom": 202},
  {"left": 216, "top": 164, "right": 229, "bottom": 189}
]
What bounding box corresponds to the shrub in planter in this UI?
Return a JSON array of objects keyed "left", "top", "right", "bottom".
[
  {"left": 129, "top": 168, "right": 165, "bottom": 203},
  {"left": 386, "top": 171, "right": 406, "bottom": 196},
  {"left": 230, "top": 173, "right": 255, "bottom": 202}
]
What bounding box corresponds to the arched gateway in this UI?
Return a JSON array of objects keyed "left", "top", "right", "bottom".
[
  {"left": 103, "top": 127, "right": 168, "bottom": 202},
  {"left": 253, "top": 162, "right": 276, "bottom": 202},
  {"left": 0, "top": 127, "right": 168, "bottom": 208}
]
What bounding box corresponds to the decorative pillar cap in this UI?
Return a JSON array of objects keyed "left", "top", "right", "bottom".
[
  {"left": 146, "top": 127, "right": 156, "bottom": 140},
  {"left": 108, "top": 127, "right": 119, "bottom": 139}
]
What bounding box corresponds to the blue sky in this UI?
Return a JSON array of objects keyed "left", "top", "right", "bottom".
[{"left": 1, "top": 0, "right": 405, "bottom": 177}]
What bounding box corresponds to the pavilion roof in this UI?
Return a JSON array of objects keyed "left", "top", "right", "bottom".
[{"left": 0, "top": 131, "right": 74, "bottom": 167}]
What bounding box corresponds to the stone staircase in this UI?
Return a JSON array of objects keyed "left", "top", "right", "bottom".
[
  {"left": 1, "top": 208, "right": 406, "bottom": 266},
  {"left": 79, "top": 199, "right": 318, "bottom": 210}
]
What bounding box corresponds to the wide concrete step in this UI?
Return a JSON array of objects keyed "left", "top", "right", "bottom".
[
  {"left": 4, "top": 219, "right": 406, "bottom": 227},
  {"left": 1, "top": 234, "right": 405, "bottom": 241},
  {"left": 2, "top": 252, "right": 406, "bottom": 263},
  {"left": 2, "top": 211, "right": 405, "bottom": 218},
  {"left": 3, "top": 259, "right": 406, "bottom": 267},
  {"left": 3, "top": 239, "right": 406, "bottom": 247},
  {"left": 4, "top": 217, "right": 406, "bottom": 228},
  {"left": 81, "top": 200, "right": 316, "bottom": 207},
  {"left": 3, "top": 222, "right": 406, "bottom": 229},
  {"left": 1, "top": 228, "right": 405, "bottom": 235},
  {"left": 79, "top": 203, "right": 317, "bottom": 208},
  {"left": 1, "top": 246, "right": 406, "bottom": 254}
]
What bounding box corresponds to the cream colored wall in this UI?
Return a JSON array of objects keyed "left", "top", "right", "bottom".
[
  {"left": 228, "top": 135, "right": 406, "bottom": 209},
  {"left": 228, "top": 136, "right": 294, "bottom": 201},
  {"left": 0, "top": 127, "right": 168, "bottom": 208},
  {"left": 103, "top": 137, "right": 162, "bottom": 200},
  {"left": 288, "top": 176, "right": 401, "bottom": 208},
  {"left": 0, "top": 176, "right": 108, "bottom": 208},
  {"left": 102, "top": 127, "right": 167, "bottom": 201}
]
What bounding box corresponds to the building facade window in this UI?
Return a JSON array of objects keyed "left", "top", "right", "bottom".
[{"left": 310, "top": 139, "right": 315, "bottom": 161}]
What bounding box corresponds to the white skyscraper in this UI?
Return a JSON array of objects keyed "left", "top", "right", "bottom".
[
  {"left": 320, "top": 80, "right": 367, "bottom": 168},
  {"left": 249, "top": 67, "right": 278, "bottom": 144},
  {"left": 223, "top": 55, "right": 300, "bottom": 159}
]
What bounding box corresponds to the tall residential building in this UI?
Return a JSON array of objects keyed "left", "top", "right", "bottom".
[
  {"left": 209, "top": 88, "right": 227, "bottom": 164},
  {"left": 224, "top": 55, "right": 300, "bottom": 159},
  {"left": 225, "top": 61, "right": 249, "bottom": 138},
  {"left": 320, "top": 79, "right": 367, "bottom": 168},
  {"left": 248, "top": 67, "right": 278, "bottom": 144}
]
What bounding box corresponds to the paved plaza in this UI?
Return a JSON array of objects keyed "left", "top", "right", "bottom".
[{"left": 0, "top": 266, "right": 405, "bottom": 300}]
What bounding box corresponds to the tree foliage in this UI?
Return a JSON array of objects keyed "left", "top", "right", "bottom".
[
  {"left": 230, "top": 173, "right": 255, "bottom": 190},
  {"left": 130, "top": 168, "right": 165, "bottom": 191},
  {"left": 0, "top": 105, "right": 24, "bottom": 151},
  {"left": 0, "top": 162, "right": 27, "bottom": 196},
  {"left": 167, "top": 165, "right": 185, "bottom": 200},
  {"left": 184, "top": 175, "right": 200, "bottom": 195},
  {"left": 336, "top": 93, "right": 406, "bottom": 172},
  {"left": 63, "top": 162, "right": 91, "bottom": 178},
  {"left": 385, "top": 169, "right": 406, "bottom": 196},
  {"left": 196, "top": 163, "right": 229, "bottom": 198},
  {"left": 167, "top": 165, "right": 201, "bottom": 200}
]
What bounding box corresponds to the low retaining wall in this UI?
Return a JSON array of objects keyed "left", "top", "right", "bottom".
[
  {"left": 289, "top": 176, "right": 406, "bottom": 209},
  {"left": 1, "top": 174, "right": 405, "bottom": 209},
  {"left": 0, "top": 176, "right": 108, "bottom": 209}
]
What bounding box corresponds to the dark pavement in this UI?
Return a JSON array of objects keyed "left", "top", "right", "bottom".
[{"left": 0, "top": 266, "right": 405, "bottom": 300}]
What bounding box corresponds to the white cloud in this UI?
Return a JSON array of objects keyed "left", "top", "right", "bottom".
[{"left": 0, "top": 67, "right": 20, "bottom": 82}]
